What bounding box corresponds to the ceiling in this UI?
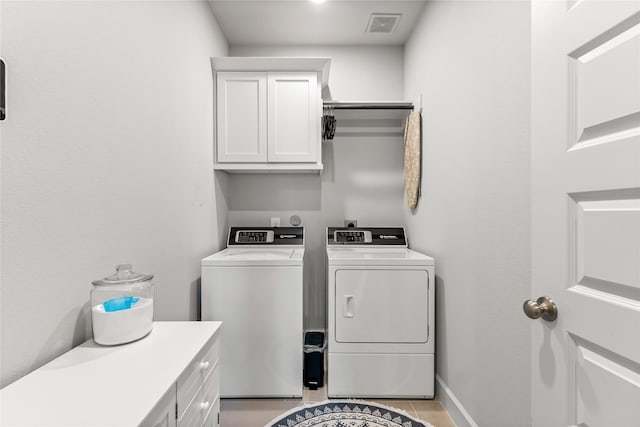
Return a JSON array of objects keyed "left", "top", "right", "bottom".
[{"left": 207, "top": 1, "right": 429, "bottom": 46}]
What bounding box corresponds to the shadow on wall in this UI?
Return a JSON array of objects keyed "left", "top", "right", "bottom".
[
  {"left": 321, "top": 139, "right": 335, "bottom": 183},
  {"left": 214, "top": 171, "right": 231, "bottom": 248},
  {"left": 30, "top": 302, "right": 91, "bottom": 372},
  {"left": 434, "top": 274, "right": 446, "bottom": 389},
  {"left": 193, "top": 277, "right": 202, "bottom": 321},
  {"left": 227, "top": 174, "right": 321, "bottom": 212}
]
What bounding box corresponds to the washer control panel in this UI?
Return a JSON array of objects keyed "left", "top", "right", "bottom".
[
  {"left": 228, "top": 227, "right": 304, "bottom": 246},
  {"left": 235, "top": 230, "right": 274, "bottom": 244},
  {"left": 334, "top": 230, "right": 372, "bottom": 243}
]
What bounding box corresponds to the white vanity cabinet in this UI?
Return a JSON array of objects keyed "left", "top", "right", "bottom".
[
  {"left": 212, "top": 57, "right": 330, "bottom": 173},
  {"left": 0, "top": 321, "right": 222, "bottom": 427},
  {"left": 144, "top": 385, "right": 178, "bottom": 427}
]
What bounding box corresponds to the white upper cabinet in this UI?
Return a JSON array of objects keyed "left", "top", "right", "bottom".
[
  {"left": 267, "top": 72, "right": 319, "bottom": 163},
  {"left": 216, "top": 72, "right": 267, "bottom": 163},
  {"left": 212, "top": 57, "right": 330, "bottom": 173}
]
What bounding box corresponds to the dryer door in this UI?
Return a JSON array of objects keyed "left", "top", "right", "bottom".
[{"left": 334, "top": 268, "right": 429, "bottom": 343}]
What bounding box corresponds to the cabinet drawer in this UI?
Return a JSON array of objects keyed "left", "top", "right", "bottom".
[
  {"left": 177, "top": 388, "right": 203, "bottom": 427},
  {"left": 177, "top": 334, "right": 220, "bottom": 418},
  {"left": 202, "top": 397, "right": 220, "bottom": 427},
  {"left": 178, "top": 367, "right": 220, "bottom": 427},
  {"left": 201, "top": 365, "right": 220, "bottom": 418}
]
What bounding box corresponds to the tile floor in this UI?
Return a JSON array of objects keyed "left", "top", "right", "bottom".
[{"left": 220, "top": 386, "right": 456, "bottom": 427}]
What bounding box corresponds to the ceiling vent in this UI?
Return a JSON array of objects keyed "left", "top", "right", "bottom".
[{"left": 366, "top": 14, "right": 401, "bottom": 34}]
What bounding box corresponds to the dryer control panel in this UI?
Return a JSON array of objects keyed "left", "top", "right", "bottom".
[{"left": 327, "top": 227, "right": 407, "bottom": 247}]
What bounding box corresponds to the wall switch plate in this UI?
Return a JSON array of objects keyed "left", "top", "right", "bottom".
[
  {"left": 344, "top": 219, "right": 358, "bottom": 228},
  {"left": 270, "top": 217, "right": 280, "bottom": 227}
]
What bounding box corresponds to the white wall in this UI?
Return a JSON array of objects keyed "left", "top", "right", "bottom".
[
  {"left": 0, "top": 0, "right": 229, "bottom": 387},
  {"left": 227, "top": 45, "right": 405, "bottom": 328},
  {"left": 403, "top": 2, "right": 531, "bottom": 426},
  {"left": 231, "top": 45, "right": 404, "bottom": 101}
]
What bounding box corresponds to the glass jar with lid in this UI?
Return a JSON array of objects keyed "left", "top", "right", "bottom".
[{"left": 91, "top": 264, "right": 154, "bottom": 345}]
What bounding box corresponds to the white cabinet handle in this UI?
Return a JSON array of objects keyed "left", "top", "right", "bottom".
[
  {"left": 200, "top": 361, "right": 210, "bottom": 370},
  {"left": 343, "top": 295, "right": 354, "bottom": 318},
  {"left": 201, "top": 401, "right": 210, "bottom": 411}
]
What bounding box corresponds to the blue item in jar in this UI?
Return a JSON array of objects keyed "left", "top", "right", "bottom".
[{"left": 102, "top": 296, "right": 140, "bottom": 312}]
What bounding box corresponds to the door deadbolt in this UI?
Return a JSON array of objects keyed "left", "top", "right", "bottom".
[{"left": 523, "top": 296, "right": 557, "bottom": 321}]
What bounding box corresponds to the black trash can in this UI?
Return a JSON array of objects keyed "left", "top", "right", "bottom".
[{"left": 303, "top": 331, "right": 325, "bottom": 390}]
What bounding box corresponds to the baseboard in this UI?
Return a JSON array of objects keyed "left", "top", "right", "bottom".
[{"left": 435, "top": 374, "right": 479, "bottom": 427}]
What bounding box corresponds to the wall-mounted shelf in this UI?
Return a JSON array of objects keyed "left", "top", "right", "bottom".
[
  {"left": 323, "top": 101, "right": 414, "bottom": 111},
  {"left": 323, "top": 101, "right": 414, "bottom": 138}
]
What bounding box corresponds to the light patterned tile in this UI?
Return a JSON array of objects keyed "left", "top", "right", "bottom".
[
  {"left": 368, "top": 399, "right": 418, "bottom": 417},
  {"left": 411, "top": 400, "right": 445, "bottom": 411},
  {"left": 303, "top": 386, "right": 328, "bottom": 403},
  {"left": 220, "top": 398, "right": 302, "bottom": 427},
  {"left": 220, "top": 396, "right": 455, "bottom": 427},
  {"left": 414, "top": 411, "right": 456, "bottom": 427},
  {"left": 412, "top": 400, "right": 456, "bottom": 427}
]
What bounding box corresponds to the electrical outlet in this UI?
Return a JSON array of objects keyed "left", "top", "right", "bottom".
[{"left": 344, "top": 219, "right": 358, "bottom": 228}]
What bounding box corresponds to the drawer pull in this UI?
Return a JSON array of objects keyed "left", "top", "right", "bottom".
[
  {"left": 200, "top": 361, "right": 210, "bottom": 370},
  {"left": 200, "top": 401, "right": 210, "bottom": 411}
]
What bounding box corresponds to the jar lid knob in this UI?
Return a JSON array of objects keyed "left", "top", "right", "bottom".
[
  {"left": 92, "top": 264, "right": 153, "bottom": 286},
  {"left": 116, "top": 264, "right": 133, "bottom": 274}
]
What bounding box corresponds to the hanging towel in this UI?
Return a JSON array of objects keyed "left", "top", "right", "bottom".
[{"left": 403, "top": 111, "right": 421, "bottom": 209}]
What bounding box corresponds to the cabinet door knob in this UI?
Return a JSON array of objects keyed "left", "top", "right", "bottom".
[{"left": 200, "top": 361, "right": 210, "bottom": 370}]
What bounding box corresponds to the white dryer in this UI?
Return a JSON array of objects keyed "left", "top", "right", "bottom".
[
  {"left": 201, "top": 227, "right": 304, "bottom": 398},
  {"left": 326, "top": 227, "right": 435, "bottom": 398}
]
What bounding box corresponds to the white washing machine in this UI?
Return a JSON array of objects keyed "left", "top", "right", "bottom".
[
  {"left": 201, "top": 226, "right": 304, "bottom": 398},
  {"left": 326, "top": 227, "right": 435, "bottom": 398}
]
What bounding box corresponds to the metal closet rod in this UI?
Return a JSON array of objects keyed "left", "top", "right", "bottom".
[{"left": 323, "top": 101, "right": 414, "bottom": 110}]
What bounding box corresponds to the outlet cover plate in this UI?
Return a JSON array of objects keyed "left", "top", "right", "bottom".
[{"left": 344, "top": 219, "right": 358, "bottom": 228}]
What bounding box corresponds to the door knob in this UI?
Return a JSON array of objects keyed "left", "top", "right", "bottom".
[{"left": 523, "top": 296, "right": 557, "bottom": 321}]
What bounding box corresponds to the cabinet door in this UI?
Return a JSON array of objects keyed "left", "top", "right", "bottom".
[
  {"left": 267, "top": 72, "right": 319, "bottom": 163},
  {"left": 141, "top": 384, "right": 177, "bottom": 427},
  {"left": 216, "top": 72, "right": 267, "bottom": 163}
]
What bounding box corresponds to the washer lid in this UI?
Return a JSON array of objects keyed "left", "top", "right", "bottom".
[
  {"left": 326, "top": 248, "right": 434, "bottom": 266},
  {"left": 202, "top": 248, "right": 304, "bottom": 267}
]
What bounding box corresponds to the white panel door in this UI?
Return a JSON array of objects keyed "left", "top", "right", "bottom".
[
  {"left": 267, "top": 72, "right": 319, "bottom": 163},
  {"left": 531, "top": 1, "right": 640, "bottom": 426},
  {"left": 335, "top": 269, "right": 429, "bottom": 343},
  {"left": 216, "top": 72, "right": 267, "bottom": 163}
]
